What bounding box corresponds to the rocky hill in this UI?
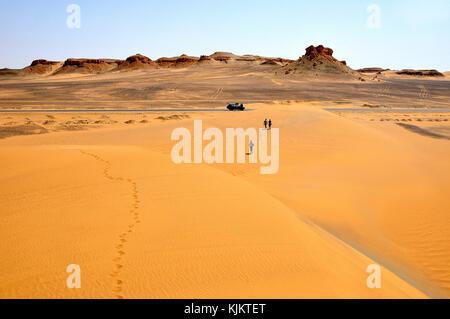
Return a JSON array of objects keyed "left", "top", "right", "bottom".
[
  {"left": 1, "top": 47, "right": 443, "bottom": 79},
  {"left": 275, "top": 45, "right": 359, "bottom": 79}
]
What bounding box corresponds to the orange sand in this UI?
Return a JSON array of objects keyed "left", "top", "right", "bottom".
[{"left": 1, "top": 102, "right": 449, "bottom": 298}]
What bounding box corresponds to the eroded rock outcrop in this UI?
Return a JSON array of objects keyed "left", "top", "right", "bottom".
[
  {"left": 54, "top": 58, "right": 121, "bottom": 74},
  {"left": 212, "top": 56, "right": 232, "bottom": 62},
  {"left": 21, "top": 59, "right": 63, "bottom": 75},
  {"left": 175, "top": 54, "right": 199, "bottom": 65},
  {"left": 125, "top": 54, "right": 153, "bottom": 64},
  {"left": 12, "top": 48, "right": 366, "bottom": 77},
  {"left": 396, "top": 69, "right": 444, "bottom": 77},
  {"left": 63, "top": 59, "right": 120, "bottom": 66},
  {"left": 261, "top": 59, "right": 282, "bottom": 66},
  {"left": 357, "top": 67, "right": 390, "bottom": 73},
  {"left": 117, "top": 54, "right": 156, "bottom": 70},
  {"left": 275, "top": 44, "right": 358, "bottom": 79},
  {"left": 199, "top": 55, "right": 212, "bottom": 62},
  {"left": 31, "top": 59, "right": 60, "bottom": 66},
  {"left": 305, "top": 45, "right": 336, "bottom": 61}
]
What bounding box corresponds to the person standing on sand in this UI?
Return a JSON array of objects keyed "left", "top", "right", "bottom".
[
  {"left": 249, "top": 140, "right": 254, "bottom": 155},
  {"left": 268, "top": 119, "right": 272, "bottom": 130},
  {"left": 264, "top": 119, "right": 268, "bottom": 129}
]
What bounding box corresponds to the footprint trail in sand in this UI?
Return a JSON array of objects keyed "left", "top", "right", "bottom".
[{"left": 79, "top": 150, "right": 141, "bottom": 299}]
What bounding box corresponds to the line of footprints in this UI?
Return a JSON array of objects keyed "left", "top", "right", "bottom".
[{"left": 80, "top": 150, "right": 141, "bottom": 299}]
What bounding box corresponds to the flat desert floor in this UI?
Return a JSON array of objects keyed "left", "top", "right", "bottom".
[{"left": 0, "top": 66, "right": 449, "bottom": 298}]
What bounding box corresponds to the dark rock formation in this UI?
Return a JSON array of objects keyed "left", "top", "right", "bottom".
[
  {"left": 396, "top": 69, "right": 444, "bottom": 77},
  {"left": 304, "top": 45, "right": 336, "bottom": 61},
  {"left": 31, "top": 59, "right": 60, "bottom": 66},
  {"left": 199, "top": 55, "right": 212, "bottom": 61},
  {"left": 175, "top": 54, "right": 199, "bottom": 64},
  {"left": 212, "top": 56, "right": 231, "bottom": 62},
  {"left": 63, "top": 59, "right": 120, "bottom": 67},
  {"left": 357, "top": 67, "right": 390, "bottom": 73},
  {"left": 125, "top": 54, "right": 153, "bottom": 64}
]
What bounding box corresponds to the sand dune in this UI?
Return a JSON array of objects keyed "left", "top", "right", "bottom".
[
  {"left": 0, "top": 145, "right": 425, "bottom": 299},
  {"left": 206, "top": 103, "right": 450, "bottom": 297},
  {"left": 2, "top": 102, "right": 449, "bottom": 298}
]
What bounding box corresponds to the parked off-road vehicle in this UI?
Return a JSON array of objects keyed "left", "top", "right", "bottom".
[{"left": 227, "top": 103, "right": 245, "bottom": 111}]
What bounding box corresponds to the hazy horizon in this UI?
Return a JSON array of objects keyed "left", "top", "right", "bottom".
[{"left": 1, "top": 0, "right": 449, "bottom": 70}]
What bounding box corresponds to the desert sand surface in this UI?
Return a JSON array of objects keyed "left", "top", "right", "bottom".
[
  {"left": 1, "top": 47, "right": 449, "bottom": 299},
  {"left": 0, "top": 100, "right": 449, "bottom": 298},
  {"left": 1, "top": 66, "right": 449, "bottom": 110}
]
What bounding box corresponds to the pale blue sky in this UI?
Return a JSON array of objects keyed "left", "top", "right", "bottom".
[{"left": 1, "top": 0, "right": 449, "bottom": 70}]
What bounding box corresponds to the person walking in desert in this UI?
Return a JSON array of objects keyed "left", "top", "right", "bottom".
[
  {"left": 268, "top": 119, "right": 272, "bottom": 130},
  {"left": 264, "top": 119, "right": 268, "bottom": 129},
  {"left": 249, "top": 139, "right": 255, "bottom": 155}
]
